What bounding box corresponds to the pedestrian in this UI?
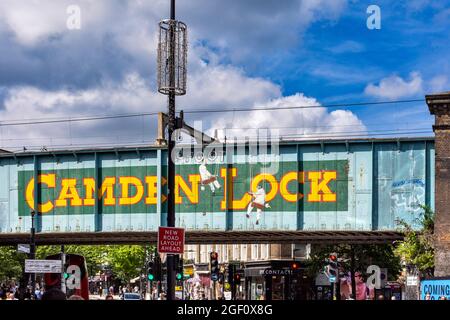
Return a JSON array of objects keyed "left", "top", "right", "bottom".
[
  {"left": 157, "top": 293, "right": 166, "bottom": 300},
  {"left": 425, "top": 293, "right": 431, "bottom": 300},
  {"left": 106, "top": 294, "right": 114, "bottom": 300},
  {"left": 68, "top": 295, "right": 84, "bottom": 300},
  {"left": 439, "top": 296, "right": 447, "bottom": 300},
  {"left": 23, "top": 288, "right": 32, "bottom": 300},
  {"left": 377, "top": 294, "right": 385, "bottom": 300},
  {"left": 35, "top": 287, "right": 41, "bottom": 300},
  {"left": 41, "top": 288, "right": 67, "bottom": 300}
]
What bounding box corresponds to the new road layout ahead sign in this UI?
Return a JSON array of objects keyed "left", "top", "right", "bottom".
[
  {"left": 158, "top": 227, "right": 185, "bottom": 255},
  {"left": 25, "top": 259, "right": 62, "bottom": 273}
]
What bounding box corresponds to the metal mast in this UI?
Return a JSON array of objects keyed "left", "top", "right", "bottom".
[{"left": 157, "top": 0, "right": 187, "bottom": 301}]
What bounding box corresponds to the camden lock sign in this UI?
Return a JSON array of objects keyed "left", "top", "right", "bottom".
[{"left": 18, "top": 160, "right": 348, "bottom": 216}]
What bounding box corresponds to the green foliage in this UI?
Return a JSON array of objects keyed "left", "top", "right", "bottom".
[
  {"left": 307, "top": 244, "right": 401, "bottom": 281},
  {"left": 1, "top": 244, "right": 152, "bottom": 284},
  {"left": 104, "top": 245, "right": 148, "bottom": 283},
  {"left": 0, "top": 246, "right": 26, "bottom": 281},
  {"left": 36, "top": 245, "right": 151, "bottom": 282},
  {"left": 394, "top": 205, "right": 435, "bottom": 277},
  {"left": 36, "top": 245, "right": 108, "bottom": 277}
]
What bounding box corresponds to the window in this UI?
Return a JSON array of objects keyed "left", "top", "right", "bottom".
[
  {"left": 240, "top": 245, "right": 248, "bottom": 261},
  {"left": 200, "top": 245, "right": 208, "bottom": 263},
  {"left": 260, "top": 244, "right": 269, "bottom": 260},
  {"left": 233, "top": 245, "right": 240, "bottom": 261},
  {"left": 222, "top": 245, "right": 228, "bottom": 262},
  {"left": 251, "top": 244, "right": 259, "bottom": 260}
]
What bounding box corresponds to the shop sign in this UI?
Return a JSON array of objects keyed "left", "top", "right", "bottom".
[{"left": 260, "top": 269, "right": 292, "bottom": 276}]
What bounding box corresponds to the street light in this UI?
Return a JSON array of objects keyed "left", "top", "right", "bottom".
[{"left": 29, "top": 210, "right": 39, "bottom": 298}]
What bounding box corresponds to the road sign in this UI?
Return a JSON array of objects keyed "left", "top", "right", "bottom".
[
  {"left": 17, "top": 244, "right": 30, "bottom": 254},
  {"left": 211, "top": 273, "right": 219, "bottom": 281},
  {"left": 158, "top": 227, "right": 185, "bottom": 255},
  {"left": 407, "top": 276, "right": 418, "bottom": 286},
  {"left": 175, "top": 286, "right": 183, "bottom": 291},
  {"left": 25, "top": 259, "right": 62, "bottom": 273}
]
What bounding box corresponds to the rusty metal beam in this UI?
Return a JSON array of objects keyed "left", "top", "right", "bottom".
[{"left": 0, "top": 230, "right": 404, "bottom": 246}]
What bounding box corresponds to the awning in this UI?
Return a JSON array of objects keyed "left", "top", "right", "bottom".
[{"left": 130, "top": 276, "right": 142, "bottom": 284}]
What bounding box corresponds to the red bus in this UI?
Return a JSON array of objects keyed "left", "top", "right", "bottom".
[{"left": 44, "top": 253, "right": 89, "bottom": 300}]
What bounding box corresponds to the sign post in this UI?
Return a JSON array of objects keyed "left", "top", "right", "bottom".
[
  {"left": 25, "top": 260, "right": 62, "bottom": 273},
  {"left": 158, "top": 226, "right": 185, "bottom": 300},
  {"left": 17, "top": 244, "right": 30, "bottom": 254},
  {"left": 157, "top": 227, "right": 185, "bottom": 255}
]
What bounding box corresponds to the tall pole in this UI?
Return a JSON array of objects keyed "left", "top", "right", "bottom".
[
  {"left": 61, "top": 245, "right": 66, "bottom": 295},
  {"left": 29, "top": 210, "right": 36, "bottom": 298},
  {"left": 350, "top": 245, "right": 356, "bottom": 300},
  {"left": 166, "top": 0, "right": 176, "bottom": 301}
]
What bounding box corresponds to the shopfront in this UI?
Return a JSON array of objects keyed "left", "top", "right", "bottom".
[{"left": 244, "top": 260, "right": 313, "bottom": 300}]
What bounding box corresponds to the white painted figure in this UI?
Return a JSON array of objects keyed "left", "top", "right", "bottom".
[
  {"left": 199, "top": 158, "right": 221, "bottom": 192},
  {"left": 246, "top": 185, "right": 271, "bottom": 225}
]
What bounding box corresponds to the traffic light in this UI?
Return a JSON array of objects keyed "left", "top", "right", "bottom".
[
  {"left": 210, "top": 252, "right": 219, "bottom": 280},
  {"left": 154, "top": 255, "right": 162, "bottom": 281},
  {"left": 325, "top": 253, "right": 338, "bottom": 279},
  {"left": 148, "top": 261, "right": 155, "bottom": 281},
  {"left": 175, "top": 255, "right": 184, "bottom": 281},
  {"left": 218, "top": 273, "right": 224, "bottom": 284},
  {"left": 227, "top": 264, "right": 235, "bottom": 284},
  {"left": 234, "top": 273, "right": 241, "bottom": 283},
  {"left": 291, "top": 261, "right": 300, "bottom": 271}
]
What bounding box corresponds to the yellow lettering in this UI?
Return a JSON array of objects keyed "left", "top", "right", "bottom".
[
  {"left": 83, "top": 178, "right": 95, "bottom": 206},
  {"left": 307, "top": 171, "right": 337, "bottom": 202},
  {"left": 280, "top": 171, "right": 302, "bottom": 202},
  {"left": 220, "top": 168, "right": 252, "bottom": 210},
  {"left": 99, "top": 177, "right": 116, "bottom": 205},
  {"left": 145, "top": 176, "right": 158, "bottom": 205},
  {"left": 119, "top": 176, "right": 144, "bottom": 205},
  {"left": 55, "top": 178, "right": 83, "bottom": 207},
  {"left": 25, "top": 174, "right": 56, "bottom": 213},
  {"left": 251, "top": 173, "right": 278, "bottom": 202},
  {"left": 175, "top": 175, "right": 200, "bottom": 204}
]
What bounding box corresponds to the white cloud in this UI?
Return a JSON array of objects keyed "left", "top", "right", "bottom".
[
  {"left": 0, "top": 0, "right": 366, "bottom": 151},
  {"left": 0, "top": 74, "right": 366, "bottom": 150},
  {"left": 429, "top": 75, "right": 449, "bottom": 93},
  {"left": 210, "top": 93, "right": 367, "bottom": 140},
  {"left": 0, "top": 67, "right": 282, "bottom": 150},
  {"left": 364, "top": 72, "right": 423, "bottom": 99}
]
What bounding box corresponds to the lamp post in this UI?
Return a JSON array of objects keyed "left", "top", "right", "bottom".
[
  {"left": 29, "top": 210, "right": 37, "bottom": 298},
  {"left": 157, "top": 0, "right": 187, "bottom": 300}
]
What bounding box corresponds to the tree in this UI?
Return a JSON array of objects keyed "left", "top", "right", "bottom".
[
  {"left": 0, "top": 246, "right": 26, "bottom": 282},
  {"left": 394, "top": 205, "right": 435, "bottom": 278},
  {"left": 307, "top": 244, "right": 401, "bottom": 281},
  {"left": 105, "top": 245, "right": 148, "bottom": 283},
  {"left": 2, "top": 244, "right": 154, "bottom": 286},
  {"left": 36, "top": 245, "right": 107, "bottom": 277}
]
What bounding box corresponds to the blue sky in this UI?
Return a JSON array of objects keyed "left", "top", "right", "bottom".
[{"left": 0, "top": 0, "right": 448, "bottom": 150}]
